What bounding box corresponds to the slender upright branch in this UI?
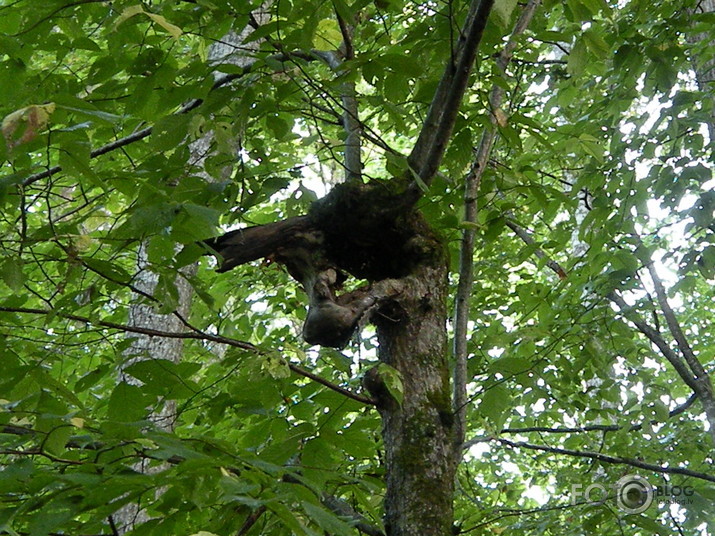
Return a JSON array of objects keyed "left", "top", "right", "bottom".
[
  {"left": 334, "top": 8, "right": 362, "bottom": 181},
  {"left": 452, "top": 0, "right": 541, "bottom": 449},
  {"left": 315, "top": 48, "right": 362, "bottom": 182}
]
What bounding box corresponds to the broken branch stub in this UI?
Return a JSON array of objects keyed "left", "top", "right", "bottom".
[{"left": 205, "top": 183, "right": 433, "bottom": 348}]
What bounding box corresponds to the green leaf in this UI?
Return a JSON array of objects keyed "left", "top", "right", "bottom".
[
  {"left": 493, "top": 0, "right": 518, "bottom": 27},
  {"left": 267, "top": 502, "right": 310, "bottom": 535},
  {"left": 81, "top": 257, "right": 132, "bottom": 284},
  {"left": 629, "top": 514, "right": 668, "bottom": 535},
  {"left": 263, "top": 353, "right": 291, "bottom": 379},
  {"left": 108, "top": 381, "right": 149, "bottom": 422},
  {"left": 302, "top": 500, "right": 354, "bottom": 536},
  {"left": 123, "top": 359, "right": 200, "bottom": 398},
  {"left": 479, "top": 383, "right": 511, "bottom": 429},
  {"left": 377, "top": 363, "right": 404, "bottom": 407},
  {"left": 1, "top": 258, "right": 24, "bottom": 292},
  {"left": 567, "top": 37, "right": 588, "bottom": 77},
  {"left": 145, "top": 13, "right": 183, "bottom": 39},
  {"left": 152, "top": 114, "right": 191, "bottom": 152}
]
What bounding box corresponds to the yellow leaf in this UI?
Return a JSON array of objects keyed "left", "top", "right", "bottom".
[
  {"left": 73, "top": 235, "right": 94, "bottom": 253},
  {"left": 220, "top": 467, "right": 232, "bottom": 477},
  {"left": 2, "top": 103, "right": 56, "bottom": 149},
  {"left": 113, "top": 5, "right": 144, "bottom": 30},
  {"left": 146, "top": 13, "right": 183, "bottom": 39},
  {"left": 70, "top": 417, "right": 85, "bottom": 429}
]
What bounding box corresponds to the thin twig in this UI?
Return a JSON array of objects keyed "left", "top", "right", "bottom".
[
  {"left": 18, "top": 54, "right": 299, "bottom": 188},
  {"left": 237, "top": 505, "right": 267, "bottom": 536},
  {"left": 462, "top": 392, "right": 697, "bottom": 444}
]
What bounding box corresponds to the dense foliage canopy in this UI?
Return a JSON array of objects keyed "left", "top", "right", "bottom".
[{"left": 1, "top": 0, "right": 714, "bottom": 535}]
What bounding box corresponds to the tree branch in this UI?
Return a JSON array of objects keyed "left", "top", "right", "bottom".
[
  {"left": 17, "top": 54, "right": 301, "bottom": 189},
  {"left": 307, "top": 50, "right": 362, "bottom": 182},
  {"left": 495, "top": 438, "right": 715, "bottom": 483},
  {"left": 453, "top": 0, "right": 541, "bottom": 451},
  {"left": 462, "top": 392, "right": 697, "bottom": 443},
  {"left": 334, "top": 8, "right": 362, "bottom": 182},
  {"left": 607, "top": 291, "right": 701, "bottom": 393},
  {"left": 503, "top": 217, "right": 699, "bottom": 390},
  {"left": 406, "top": 0, "right": 495, "bottom": 194},
  {"left": 504, "top": 218, "right": 567, "bottom": 279},
  {"left": 0, "top": 305, "right": 375, "bottom": 405},
  {"left": 237, "top": 505, "right": 267, "bottom": 536},
  {"left": 502, "top": 216, "right": 715, "bottom": 440},
  {"left": 322, "top": 495, "right": 385, "bottom": 536},
  {"left": 645, "top": 261, "right": 715, "bottom": 442},
  {"left": 463, "top": 498, "right": 588, "bottom": 532}
]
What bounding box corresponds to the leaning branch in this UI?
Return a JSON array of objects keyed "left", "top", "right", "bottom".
[
  {"left": 502, "top": 217, "right": 715, "bottom": 442},
  {"left": 645, "top": 261, "right": 715, "bottom": 443},
  {"left": 453, "top": 0, "right": 541, "bottom": 450},
  {"left": 406, "top": 0, "right": 496, "bottom": 192},
  {"left": 0, "top": 305, "right": 375, "bottom": 405}
]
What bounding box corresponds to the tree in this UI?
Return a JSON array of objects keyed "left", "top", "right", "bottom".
[{"left": 1, "top": 1, "right": 714, "bottom": 535}]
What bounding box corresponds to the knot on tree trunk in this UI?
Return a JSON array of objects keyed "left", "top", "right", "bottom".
[{"left": 204, "top": 183, "right": 439, "bottom": 347}]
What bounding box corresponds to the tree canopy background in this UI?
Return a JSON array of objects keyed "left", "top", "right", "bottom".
[{"left": 0, "top": 0, "right": 714, "bottom": 535}]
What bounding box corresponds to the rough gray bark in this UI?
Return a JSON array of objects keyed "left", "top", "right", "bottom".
[
  {"left": 113, "top": 247, "right": 196, "bottom": 531},
  {"left": 372, "top": 257, "right": 455, "bottom": 536}
]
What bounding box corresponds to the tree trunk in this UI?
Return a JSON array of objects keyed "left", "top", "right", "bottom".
[
  {"left": 211, "top": 182, "right": 458, "bottom": 534},
  {"left": 374, "top": 258, "right": 455, "bottom": 536}
]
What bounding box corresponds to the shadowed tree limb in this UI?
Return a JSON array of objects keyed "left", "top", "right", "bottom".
[{"left": 0, "top": 305, "right": 374, "bottom": 405}]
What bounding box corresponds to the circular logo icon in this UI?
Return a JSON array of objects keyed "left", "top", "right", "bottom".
[{"left": 615, "top": 475, "right": 653, "bottom": 514}]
